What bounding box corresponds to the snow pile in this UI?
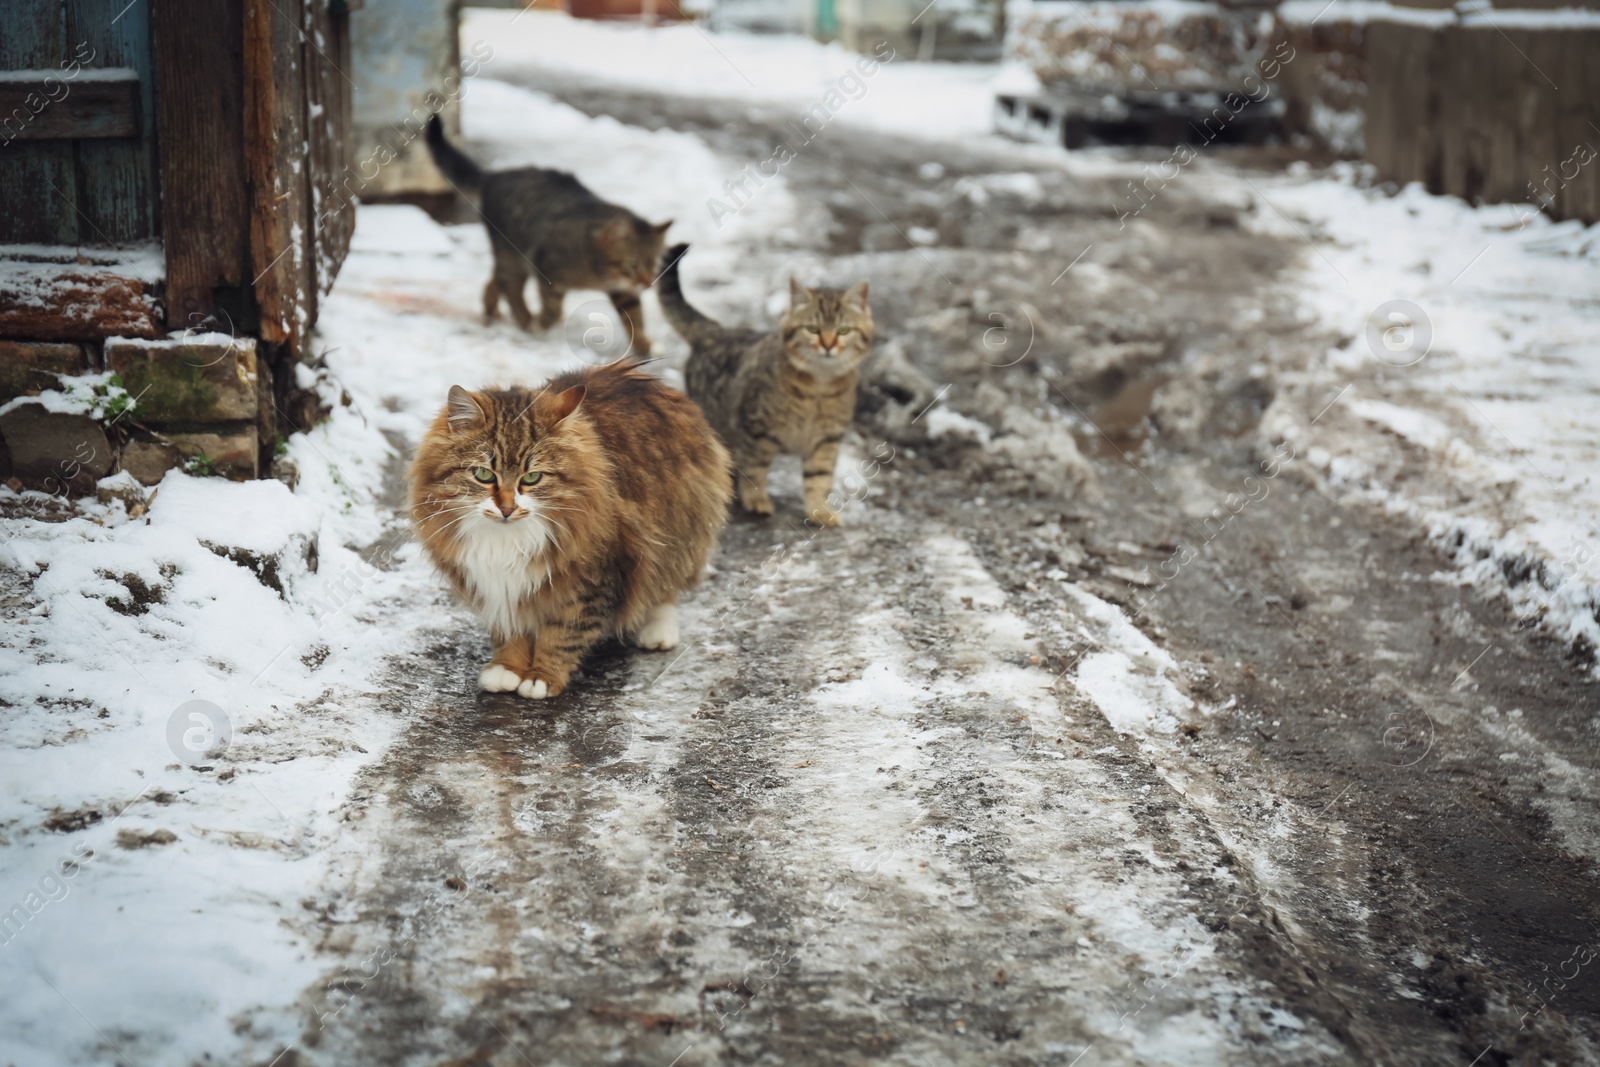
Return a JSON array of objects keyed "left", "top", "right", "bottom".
[
  {"left": 1248, "top": 166, "right": 1600, "bottom": 665},
  {"left": 462, "top": 7, "right": 1015, "bottom": 141},
  {"left": 0, "top": 452, "right": 414, "bottom": 1061}
]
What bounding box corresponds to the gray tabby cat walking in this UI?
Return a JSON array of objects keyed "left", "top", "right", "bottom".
[
  {"left": 426, "top": 115, "right": 671, "bottom": 354},
  {"left": 659, "top": 244, "right": 872, "bottom": 527}
]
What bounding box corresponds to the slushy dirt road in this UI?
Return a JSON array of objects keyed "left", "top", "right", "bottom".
[{"left": 286, "top": 72, "right": 1600, "bottom": 1067}]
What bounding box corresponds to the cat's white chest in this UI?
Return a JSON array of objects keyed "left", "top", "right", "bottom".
[{"left": 457, "top": 519, "right": 550, "bottom": 636}]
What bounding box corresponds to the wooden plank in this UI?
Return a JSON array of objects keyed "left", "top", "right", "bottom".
[
  {"left": 305, "top": 0, "right": 354, "bottom": 301},
  {"left": 0, "top": 269, "right": 163, "bottom": 341},
  {"left": 1364, "top": 22, "right": 1598, "bottom": 224},
  {"left": 71, "top": 0, "right": 160, "bottom": 243},
  {"left": 0, "top": 76, "right": 139, "bottom": 139},
  {"left": 244, "top": 0, "right": 312, "bottom": 360},
  {"left": 154, "top": 0, "right": 250, "bottom": 331},
  {"left": 0, "top": 4, "right": 78, "bottom": 244}
]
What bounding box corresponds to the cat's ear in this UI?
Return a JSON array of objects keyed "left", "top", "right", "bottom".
[
  {"left": 446, "top": 385, "right": 486, "bottom": 430},
  {"left": 788, "top": 276, "right": 809, "bottom": 306},
  {"left": 653, "top": 220, "right": 673, "bottom": 236},
  {"left": 597, "top": 216, "right": 632, "bottom": 253},
  {"left": 546, "top": 384, "right": 586, "bottom": 425},
  {"left": 844, "top": 279, "right": 870, "bottom": 310}
]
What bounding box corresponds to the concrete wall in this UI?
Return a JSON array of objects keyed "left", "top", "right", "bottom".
[
  {"left": 350, "top": 0, "right": 461, "bottom": 198},
  {"left": 1365, "top": 20, "right": 1600, "bottom": 223}
]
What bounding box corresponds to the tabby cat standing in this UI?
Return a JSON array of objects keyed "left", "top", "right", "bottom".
[
  {"left": 411, "top": 131, "right": 878, "bottom": 698},
  {"left": 426, "top": 115, "right": 671, "bottom": 355},
  {"left": 660, "top": 243, "right": 873, "bottom": 528}
]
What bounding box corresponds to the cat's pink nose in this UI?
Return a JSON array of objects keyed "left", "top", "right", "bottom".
[{"left": 498, "top": 504, "right": 516, "bottom": 518}]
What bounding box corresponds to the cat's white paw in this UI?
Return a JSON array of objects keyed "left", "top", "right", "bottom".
[
  {"left": 635, "top": 603, "right": 680, "bottom": 651},
  {"left": 516, "top": 677, "right": 550, "bottom": 700},
  {"left": 479, "top": 663, "right": 522, "bottom": 692}
]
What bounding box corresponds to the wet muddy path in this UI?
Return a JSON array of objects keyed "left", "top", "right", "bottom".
[{"left": 280, "top": 72, "right": 1600, "bottom": 1067}]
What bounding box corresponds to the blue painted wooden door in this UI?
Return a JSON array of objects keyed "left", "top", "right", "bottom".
[{"left": 0, "top": 0, "right": 159, "bottom": 245}]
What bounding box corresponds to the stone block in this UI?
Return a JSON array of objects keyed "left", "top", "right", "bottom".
[
  {"left": 147, "top": 473, "right": 320, "bottom": 597},
  {"left": 119, "top": 440, "right": 182, "bottom": 486},
  {"left": 0, "top": 341, "right": 88, "bottom": 403},
  {"left": 105, "top": 335, "right": 259, "bottom": 423},
  {"left": 0, "top": 402, "right": 114, "bottom": 494},
  {"left": 95, "top": 470, "right": 147, "bottom": 509},
  {"left": 166, "top": 429, "right": 260, "bottom": 481}
]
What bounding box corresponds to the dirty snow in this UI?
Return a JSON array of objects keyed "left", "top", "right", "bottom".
[
  {"left": 1247, "top": 166, "right": 1600, "bottom": 667},
  {"left": 463, "top": 7, "right": 1018, "bottom": 141},
  {"left": 2, "top": 8, "right": 1597, "bottom": 1064}
]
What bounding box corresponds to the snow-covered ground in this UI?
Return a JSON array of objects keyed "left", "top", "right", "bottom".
[
  {"left": 2, "top": 9, "right": 1597, "bottom": 1064},
  {"left": 0, "top": 49, "right": 866, "bottom": 1063},
  {"left": 1249, "top": 166, "right": 1600, "bottom": 666},
  {"left": 462, "top": 8, "right": 1033, "bottom": 141}
]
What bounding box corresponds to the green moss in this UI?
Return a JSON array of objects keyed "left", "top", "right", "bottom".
[{"left": 116, "top": 359, "right": 221, "bottom": 421}]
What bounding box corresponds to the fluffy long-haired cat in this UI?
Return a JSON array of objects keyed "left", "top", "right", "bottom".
[
  {"left": 408, "top": 359, "right": 731, "bottom": 699},
  {"left": 659, "top": 244, "right": 872, "bottom": 527},
  {"left": 426, "top": 115, "right": 671, "bottom": 354}
]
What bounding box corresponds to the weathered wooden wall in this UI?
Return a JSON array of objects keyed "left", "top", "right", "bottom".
[
  {"left": 240, "top": 0, "right": 354, "bottom": 363},
  {"left": 2, "top": 0, "right": 355, "bottom": 486},
  {"left": 0, "top": 0, "right": 158, "bottom": 244},
  {"left": 1366, "top": 21, "right": 1600, "bottom": 223},
  {"left": 155, "top": 0, "right": 251, "bottom": 333}
]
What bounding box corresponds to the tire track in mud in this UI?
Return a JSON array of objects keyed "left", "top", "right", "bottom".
[
  {"left": 291, "top": 487, "right": 1348, "bottom": 1066},
  {"left": 282, "top": 68, "right": 1600, "bottom": 1067},
  {"left": 939, "top": 450, "right": 1600, "bottom": 1066}
]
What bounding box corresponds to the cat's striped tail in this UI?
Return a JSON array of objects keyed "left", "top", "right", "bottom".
[
  {"left": 657, "top": 244, "right": 724, "bottom": 348},
  {"left": 425, "top": 114, "right": 484, "bottom": 191}
]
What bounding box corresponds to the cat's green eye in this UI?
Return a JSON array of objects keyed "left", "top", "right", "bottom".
[
  {"left": 837, "top": 326, "right": 854, "bottom": 335},
  {"left": 519, "top": 471, "right": 543, "bottom": 487},
  {"left": 470, "top": 466, "right": 495, "bottom": 483}
]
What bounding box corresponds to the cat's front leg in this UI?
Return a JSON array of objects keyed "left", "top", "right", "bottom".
[
  {"left": 479, "top": 634, "right": 534, "bottom": 693},
  {"left": 607, "top": 290, "right": 651, "bottom": 356},
  {"left": 802, "top": 436, "right": 844, "bottom": 527},
  {"left": 518, "top": 608, "right": 605, "bottom": 700},
  {"left": 634, "top": 600, "right": 679, "bottom": 650},
  {"left": 535, "top": 278, "right": 565, "bottom": 331},
  {"left": 734, "top": 436, "right": 782, "bottom": 517},
  {"left": 482, "top": 277, "right": 501, "bottom": 322}
]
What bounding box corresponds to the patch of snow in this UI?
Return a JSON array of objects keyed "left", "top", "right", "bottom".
[
  {"left": 347, "top": 206, "right": 455, "bottom": 256},
  {"left": 0, "top": 241, "right": 164, "bottom": 282},
  {"left": 1061, "top": 584, "right": 1193, "bottom": 736},
  {"left": 923, "top": 406, "right": 995, "bottom": 444},
  {"left": 0, "top": 370, "right": 132, "bottom": 420},
  {"left": 462, "top": 8, "right": 1007, "bottom": 141},
  {"left": 1246, "top": 168, "right": 1600, "bottom": 670},
  {"left": 147, "top": 471, "right": 321, "bottom": 559}
]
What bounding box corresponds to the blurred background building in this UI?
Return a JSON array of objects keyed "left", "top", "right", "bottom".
[{"left": 0, "top": 0, "right": 1593, "bottom": 493}]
